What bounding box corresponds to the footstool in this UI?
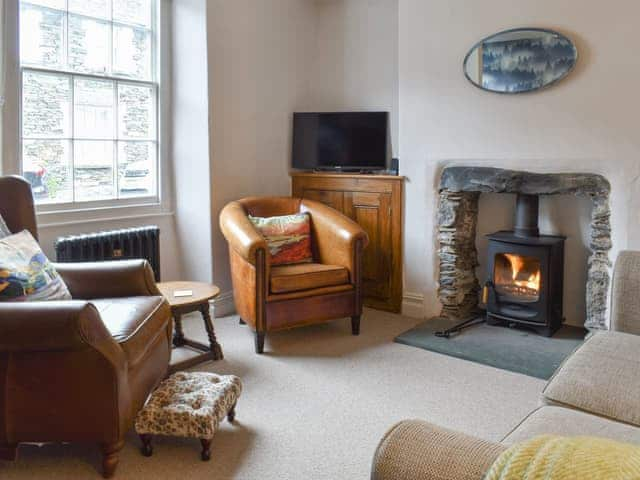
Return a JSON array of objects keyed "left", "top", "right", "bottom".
[{"left": 135, "top": 371, "right": 242, "bottom": 461}]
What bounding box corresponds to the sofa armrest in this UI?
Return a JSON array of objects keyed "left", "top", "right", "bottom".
[
  {"left": 610, "top": 250, "right": 640, "bottom": 335},
  {"left": 301, "top": 199, "right": 368, "bottom": 278},
  {"left": 0, "top": 301, "right": 122, "bottom": 356},
  {"left": 219, "top": 201, "right": 268, "bottom": 266},
  {"left": 371, "top": 420, "right": 505, "bottom": 480},
  {"left": 55, "top": 259, "right": 160, "bottom": 299}
]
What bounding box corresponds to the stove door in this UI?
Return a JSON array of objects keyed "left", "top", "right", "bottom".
[{"left": 486, "top": 240, "right": 550, "bottom": 325}]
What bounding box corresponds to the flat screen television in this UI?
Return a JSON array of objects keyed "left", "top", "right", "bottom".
[{"left": 292, "top": 112, "right": 388, "bottom": 171}]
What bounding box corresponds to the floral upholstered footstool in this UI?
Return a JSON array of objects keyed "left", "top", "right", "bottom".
[{"left": 135, "top": 371, "right": 242, "bottom": 461}]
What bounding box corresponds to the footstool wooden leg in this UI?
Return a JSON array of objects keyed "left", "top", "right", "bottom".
[
  {"left": 139, "top": 434, "right": 153, "bottom": 457},
  {"left": 227, "top": 402, "right": 237, "bottom": 422},
  {"left": 200, "top": 439, "right": 212, "bottom": 461}
]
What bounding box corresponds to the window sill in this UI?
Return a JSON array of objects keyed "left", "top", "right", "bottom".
[{"left": 37, "top": 202, "right": 174, "bottom": 229}]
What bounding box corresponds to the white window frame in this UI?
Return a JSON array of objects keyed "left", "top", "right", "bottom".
[{"left": 4, "top": 0, "right": 172, "bottom": 225}]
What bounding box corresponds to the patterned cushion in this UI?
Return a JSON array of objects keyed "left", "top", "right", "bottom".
[
  {"left": 135, "top": 372, "right": 242, "bottom": 440},
  {"left": 0, "top": 214, "right": 10, "bottom": 239},
  {"left": 249, "top": 213, "right": 313, "bottom": 266},
  {"left": 0, "top": 230, "right": 71, "bottom": 301}
]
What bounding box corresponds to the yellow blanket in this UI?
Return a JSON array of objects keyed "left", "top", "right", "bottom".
[{"left": 486, "top": 435, "right": 640, "bottom": 480}]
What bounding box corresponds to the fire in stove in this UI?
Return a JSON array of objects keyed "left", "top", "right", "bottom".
[{"left": 494, "top": 253, "right": 541, "bottom": 302}]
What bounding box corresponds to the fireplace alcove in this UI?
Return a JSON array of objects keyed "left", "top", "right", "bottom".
[{"left": 437, "top": 167, "right": 611, "bottom": 331}]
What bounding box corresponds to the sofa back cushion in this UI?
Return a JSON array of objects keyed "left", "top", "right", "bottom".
[
  {"left": 0, "top": 230, "right": 71, "bottom": 301},
  {"left": 542, "top": 331, "right": 640, "bottom": 427},
  {"left": 249, "top": 213, "right": 313, "bottom": 266}
]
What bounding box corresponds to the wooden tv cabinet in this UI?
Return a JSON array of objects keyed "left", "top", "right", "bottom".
[{"left": 291, "top": 171, "right": 404, "bottom": 313}]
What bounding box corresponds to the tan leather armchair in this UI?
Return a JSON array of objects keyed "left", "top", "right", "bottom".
[
  {"left": 220, "top": 197, "right": 369, "bottom": 353},
  {"left": 0, "top": 176, "right": 172, "bottom": 478}
]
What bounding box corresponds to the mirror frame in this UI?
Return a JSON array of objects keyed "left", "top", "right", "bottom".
[{"left": 463, "top": 27, "right": 578, "bottom": 94}]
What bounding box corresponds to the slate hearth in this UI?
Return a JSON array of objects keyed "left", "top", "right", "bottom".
[{"left": 437, "top": 167, "right": 611, "bottom": 331}]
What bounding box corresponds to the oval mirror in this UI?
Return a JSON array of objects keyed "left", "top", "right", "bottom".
[{"left": 464, "top": 28, "right": 577, "bottom": 94}]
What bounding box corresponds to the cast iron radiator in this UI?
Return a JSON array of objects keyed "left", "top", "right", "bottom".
[{"left": 55, "top": 226, "right": 161, "bottom": 281}]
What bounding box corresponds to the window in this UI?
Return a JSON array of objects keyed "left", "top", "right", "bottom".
[{"left": 19, "top": 0, "right": 158, "bottom": 206}]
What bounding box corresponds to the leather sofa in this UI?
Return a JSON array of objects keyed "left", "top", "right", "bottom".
[
  {"left": 219, "top": 197, "right": 368, "bottom": 353},
  {"left": 371, "top": 251, "right": 640, "bottom": 480},
  {"left": 0, "top": 176, "right": 173, "bottom": 478}
]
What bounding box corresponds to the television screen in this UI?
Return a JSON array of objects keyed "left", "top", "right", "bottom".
[{"left": 292, "top": 112, "right": 388, "bottom": 170}]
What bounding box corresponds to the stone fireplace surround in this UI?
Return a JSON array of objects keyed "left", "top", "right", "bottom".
[{"left": 437, "top": 167, "right": 611, "bottom": 331}]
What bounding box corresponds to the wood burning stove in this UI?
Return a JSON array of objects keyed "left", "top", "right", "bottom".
[{"left": 484, "top": 194, "right": 565, "bottom": 337}]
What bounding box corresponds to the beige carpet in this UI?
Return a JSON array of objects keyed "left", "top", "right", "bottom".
[{"left": 1, "top": 309, "right": 544, "bottom": 479}]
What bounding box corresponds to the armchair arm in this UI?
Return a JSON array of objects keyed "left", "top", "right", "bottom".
[
  {"left": 300, "top": 199, "right": 368, "bottom": 277},
  {"left": 610, "top": 250, "right": 640, "bottom": 335},
  {"left": 0, "top": 301, "right": 122, "bottom": 355},
  {"left": 371, "top": 420, "right": 505, "bottom": 480},
  {"left": 55, "top": 259, "right": 160, "bottom": 299},
  {"left": 219, "top": 201, "right": 268, "bottom": 265}
]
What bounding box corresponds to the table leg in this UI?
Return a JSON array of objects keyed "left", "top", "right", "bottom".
[
  {"left": 200, "top": 304, "right": 224, "bottom": 360},
  {"left": 173, "top": 313, "right": 185, "bottom": 347}
]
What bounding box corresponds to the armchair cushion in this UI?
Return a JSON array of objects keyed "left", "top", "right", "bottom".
[
  {"left": 0, "top": 230, "right": 71, "bottom": 301},
  {"left": 94, "top": 296, "right": 171, "bottom": 367},
  {"left": 270, "top": 263, "right": 349, "bottom": 294},
  {"left": 249, "top": 213, "right": 312, "bottom": 265}
]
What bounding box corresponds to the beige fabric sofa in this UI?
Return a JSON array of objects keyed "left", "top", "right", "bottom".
[{"left": 372, "top": 251, "right": 640, "bottom": 480}]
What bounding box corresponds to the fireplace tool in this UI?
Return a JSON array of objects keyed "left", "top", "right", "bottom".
[{"left": 434, "top": 282, "right": 495, "bottom": 338}]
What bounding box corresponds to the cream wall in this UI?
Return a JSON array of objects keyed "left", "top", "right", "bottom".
[
  {"left": 309, "top": 0, "right": 399, "bottom": 155},
  {"left": 5, "top": 1, "right": 638, "bottom": 325},
  {"left": 172, "top": 0, "right": 211, "bottom": 283},
  {"left": 206, "top": 0, "right": 317, "bottom": 300},
  {"left": 399, "top": 0, "right": 640, "bottom": 323}
]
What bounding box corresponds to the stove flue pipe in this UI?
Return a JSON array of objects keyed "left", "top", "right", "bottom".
[{"left": 514, "top": 193, "right": 539, "bottom": 237}]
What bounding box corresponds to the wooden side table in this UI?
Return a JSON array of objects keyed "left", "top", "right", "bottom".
[{"left": 157, "top": 281, "right": 224, "bottom": 373}]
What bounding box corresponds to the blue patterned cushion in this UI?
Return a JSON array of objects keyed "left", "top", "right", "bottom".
[{"left": 0, "top": 230, "right": 71, "bottom": 301}]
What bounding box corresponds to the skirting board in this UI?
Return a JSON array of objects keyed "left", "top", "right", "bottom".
[
  {"left": 211, "top": 290, "right": 236, "bottom": 317},
  {"left": 402, "top": 292, "right": 424, "bottom": 319}
]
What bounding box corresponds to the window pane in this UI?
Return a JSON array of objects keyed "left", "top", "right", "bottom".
[
  {"left": 23, "top": 0, "right": 65, "bottom": 11},
  {"left": 118, "top": 83, "right": 154, "bottom": 139},
  {"left": 68, "top": 15, "right": 110, "bottom": 75},
  {"left": 118, "top": 142, "right": 156, "bottom": 197},
  {"left": 22, "top": 140, "right": 72, "bottom": 204},
  {"left": 74, "top": 141, "right": 115, "bottom": 201},
  {"left": 113, "top": 25, "right": 151, "bottom": 80},
  {"left": 22, "top": 71, "right": 71, "bottom": 138},
  {"left": 113, "top": 0, "right": 152, "bottom": 27},
  {"left": 68, "top": 0, "right": 111, "bottom": 20},
  {"left": 19, "top": 4, "right": 64, "bottom": 69},
  {"left": 74, "top": 78, "right": 115, "bottom": 139}
]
